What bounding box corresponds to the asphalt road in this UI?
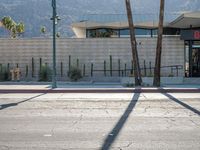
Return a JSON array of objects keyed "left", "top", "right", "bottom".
[{"left": 0, "top": 93, "right": 200, "bottom": 150}]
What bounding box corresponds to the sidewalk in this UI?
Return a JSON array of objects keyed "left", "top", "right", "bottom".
[{"left": 0, "top": 81, "right": 200, "bottom": 93}]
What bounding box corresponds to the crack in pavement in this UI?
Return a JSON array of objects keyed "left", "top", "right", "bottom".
[
  {"left": 189, "top": 119, "right": 200, "bottom": 128},
  {"left": 164, "top": 117, "right": 176, "bottom": 129},
  {"left": 114, "top": 141, "right": 134, "bottom": 150},
  {"left": 105, "top": 109, "right": 112, "bottom": 118},
  {"left": 143, "top": 106, "right": 151, "bottom": 113},
  {"left": 141, "top": 93, "right": 147, "bottom": 100},
  {"left": 72, "top": 114, "right": 83, "bottom": 127}
]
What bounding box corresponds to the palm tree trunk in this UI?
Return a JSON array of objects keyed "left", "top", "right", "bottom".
[
  {"left": 125, "top": 0, "right": 142, "bottom": 86},
  {"left": 153, "top": 0, "right": 165, "bottom": 87}
]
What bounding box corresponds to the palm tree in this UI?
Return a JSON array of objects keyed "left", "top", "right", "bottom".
[
  {"left": 125, "top": 0, "right": 142, "bottom": 86},
  {"left": 56, "top": 32, "right": 61, "bottom": 38},
  {"left": 1, "top": 16, "right": 11, "bottom": 28},
  {"left": 16, "top": 22, "right": 25, "bottom": 37},
  {"left": 1, "top": 16, "right": 24, "bottom": 38},
  {"left": 1, "top": 16, "right": 14, "bottom": 35},
  {"left": 153, "top": 0, "right": 165, "bottom": 87},
  {"left": 40, "top": 26, "right": 46, "bottom": 36}
]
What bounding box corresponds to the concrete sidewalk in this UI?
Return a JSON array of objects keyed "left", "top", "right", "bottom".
[{"left": 0, "top": 82, "right": 200, "bottom": 93}]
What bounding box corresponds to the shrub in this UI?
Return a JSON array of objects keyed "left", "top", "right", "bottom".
[
  {"left": 168, "top": 74, "right": 174, "bottom": 77},
  {"left": 0, "top": 65, "right": 10, "bottom": 81},
  {"left": 39, "top": 64, "right": 52, "bottom": 82},
  {"left": 68, "top": 66, "right": 82, "bottom": 81}
]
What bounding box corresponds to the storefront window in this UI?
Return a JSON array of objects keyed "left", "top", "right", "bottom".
[{"left": 193, "top": 41, "right": 200, "bottom": 48}]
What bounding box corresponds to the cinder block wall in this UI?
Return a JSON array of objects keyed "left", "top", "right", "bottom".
[{"left": 0, "top": 37, "right": 184, "bottom": 80}]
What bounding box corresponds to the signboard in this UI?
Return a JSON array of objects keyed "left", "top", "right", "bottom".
[{"left": 180, "top": 30, "right": 200, "bottom": 40}]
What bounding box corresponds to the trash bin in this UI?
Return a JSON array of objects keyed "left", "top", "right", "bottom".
[
  {"left": 10, "top": 68, "right": 21, "bottom": 81},
  {"left": 15, "top": 68, "right": 21, "bottom": 81}
]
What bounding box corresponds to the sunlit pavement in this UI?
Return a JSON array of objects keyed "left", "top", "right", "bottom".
[{"left": 0, "top": 92, "right": 200, "bottom": 150}]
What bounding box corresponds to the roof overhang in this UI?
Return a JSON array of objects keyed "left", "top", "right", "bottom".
[
  {"left": 170, "top": 12, "right": 200, "bottom": 28},
  {"left": 72, "top": 21, "right": 164, "bottom": 29}
]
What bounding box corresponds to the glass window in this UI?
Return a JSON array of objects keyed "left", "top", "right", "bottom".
[
  {"left": 135, "top": 28, "right": 151, "bottom": 36},
  {"left": 193, "top": 41, "right": 200, "bottom": 48},
  {"left": 87, "top": 28, "right": 119, "bottom": 38},
  {"left": 87, "top": 29, "right": 96, "bottom": 38},
  {"left": 152, "top": 29, "right": 158, "bottom": 36},
  {"left": 163, "top": 28, "right": 180, "bottom": 35},
  {"left": 120, "top": 29, "right": 130, "bottom": 37},
  {"left": 119, "top": 28, "right": 156, "bottom": 37}
]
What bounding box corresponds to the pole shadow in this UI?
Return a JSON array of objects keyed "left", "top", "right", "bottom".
[
  {"left": 162, "top": 92, "right": 200, "bottom": 116},
  {"left": 0, "top": 93, "right": 46, "bottom": 110},
  {"left": 101, "top": 92, "right": 140, "bottom": 150}
]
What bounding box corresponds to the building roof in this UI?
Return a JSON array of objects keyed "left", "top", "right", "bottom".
[
  {"left": 71, "top": 12, "right": 200, "bottom": 38},
  {"left": 72, "top": 12, "right": 200, "bottom": 29},
  {"left": 170, "top": 11, "right": 200, "bottom": 28},
  {"left": 72, "top": 13, "right": 179, "bottom": 29},
  {"left": 78, "top": 13, "right": 179, "bottom": 24}
]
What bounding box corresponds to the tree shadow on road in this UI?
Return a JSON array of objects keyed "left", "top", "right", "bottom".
[
  {"left": 101, "top": 92, "right": 140, "bottom": 150},
  {"left": 0, "top": 93, "right": 46, "bottom": 110},
  {"left": 162, "top": 92, "right": 200, "bottom": 116}
]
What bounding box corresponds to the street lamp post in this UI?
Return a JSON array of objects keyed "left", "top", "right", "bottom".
[{"left": 51, "top": 0, "right": 58, "bottom": 88}]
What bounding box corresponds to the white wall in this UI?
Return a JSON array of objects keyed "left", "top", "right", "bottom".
[{"left": 0, "top": 37, "right": 184, "bottom": 80}]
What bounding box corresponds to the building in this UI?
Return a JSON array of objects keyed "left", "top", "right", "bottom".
[
  {"left": 72, "top": 12, "right": 200, "bottom": 78},
  {"left": 0, "top": 12, "right": 199, "bottom": 82}
]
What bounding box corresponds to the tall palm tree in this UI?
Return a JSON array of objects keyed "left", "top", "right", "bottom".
[
  {"left": 153, "top": 0, "right": 165, "bottom": 87},
  {"left": 125, "top": 0, "right": 142, "bottom": 86}
]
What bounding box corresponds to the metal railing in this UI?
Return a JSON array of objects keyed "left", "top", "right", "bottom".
[{"left": 93, "top": 65, "right": 183, "bottom": 77}]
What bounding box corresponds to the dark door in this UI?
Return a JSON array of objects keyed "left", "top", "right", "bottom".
[{"left": 192, "top": 48, "right": 200, "bottom": 77}]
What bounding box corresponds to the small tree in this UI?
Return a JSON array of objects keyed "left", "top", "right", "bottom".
[
  {"left": 39, "top": 64, "right": 52, "bottom": 82},
  {"left": 68, "top": 66, "right": 82, "bottom": 81},
  {"left": 0, "top": 65, "right": 10, "bottom": 81}
]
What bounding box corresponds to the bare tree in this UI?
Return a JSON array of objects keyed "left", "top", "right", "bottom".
[
  {"left": 125, "top": 0, "right": 142, "bottom": 86},
  {"left": 153, "top": 0, "right": 165, "bottom": 87}
]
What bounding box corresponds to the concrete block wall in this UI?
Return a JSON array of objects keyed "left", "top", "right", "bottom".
[{"left": 0, "top": 37, "right": 184, "bottom": 81}]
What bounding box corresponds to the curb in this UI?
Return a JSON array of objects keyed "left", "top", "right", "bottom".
[{"left": 0, "top": 89, "right": 200, "bottom": 93}]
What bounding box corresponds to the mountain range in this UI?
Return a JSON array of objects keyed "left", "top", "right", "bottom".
[{"left": 0, "top": 0, "right": 200, "bottom": 38}]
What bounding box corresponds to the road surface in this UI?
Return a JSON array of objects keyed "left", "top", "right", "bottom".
[{"left": 0, "top": 93, "right": 200, "bottom": 150}]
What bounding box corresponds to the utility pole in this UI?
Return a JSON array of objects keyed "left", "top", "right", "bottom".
[
  {"left": 153, "top": 0, "right": 165, "bottom": 87},
  {"left": 52, "top": 0, "right": 57, "bottom": 88},
  {"left": 125, "top": 0, "right": 142, "bottom": 86}
]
